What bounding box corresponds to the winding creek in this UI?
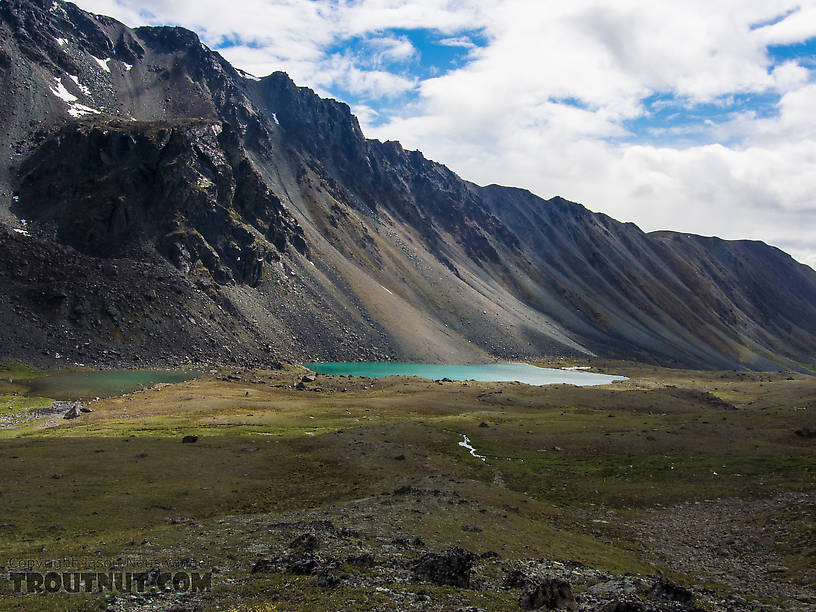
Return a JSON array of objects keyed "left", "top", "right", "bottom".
[{"left": 458, "top": 434, "right": 487, "bottom": 462}]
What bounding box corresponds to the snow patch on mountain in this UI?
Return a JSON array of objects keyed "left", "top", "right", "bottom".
[
  {"left": 68, "top": 75, "right": 92, "bottom": 97},
  {"left": 50, "top": 77, "right": 77, "bottom": 103},
  {"left": 237, "top": 68, "right": 260, "bottom": 82},
  {"left": 67, "top": 103, "right": 101, "bottom": 118},
  {"left": 92, "top": 56, "right": 111, "bottom": 73},
  {"left": 49, "top": 77, "right": 100, "bottom": 117}
]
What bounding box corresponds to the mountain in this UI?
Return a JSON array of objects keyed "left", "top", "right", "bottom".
[{"left": 1, "top": 0, "right": 815, "bottom": 371}]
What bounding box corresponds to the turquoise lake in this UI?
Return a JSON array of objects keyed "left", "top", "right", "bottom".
[
  {"left": 304, "top": 362, "right": 626, "bottom": 386},
  {"left": 22, "top": 369, "right": 203, "bottom": 400}
]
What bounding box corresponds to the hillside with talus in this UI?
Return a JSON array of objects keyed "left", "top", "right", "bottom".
[{"left": 1, "top": 0, "right": 815, "bottom": 370}]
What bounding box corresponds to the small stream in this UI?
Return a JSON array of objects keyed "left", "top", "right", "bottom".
[{"left": 458, "top": 434, "right": 487, "bottom": 462}]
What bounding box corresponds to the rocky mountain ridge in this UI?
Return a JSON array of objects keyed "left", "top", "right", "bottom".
[{"left": 1, "top": 0, "right": 815, "bottom": 370}]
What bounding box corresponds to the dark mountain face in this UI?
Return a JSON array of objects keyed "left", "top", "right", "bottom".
[
  {"left": 1, "top": 0, "right": 815, "bottom": 370},
  {"left": 16, "top": 119, "right": 306, "bottom": 284}
]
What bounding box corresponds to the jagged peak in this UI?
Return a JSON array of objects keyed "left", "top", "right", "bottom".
[
  {"left": 133, "top": 24, "right": 202, "bottom": 50},
  {"left": 261, "top": 71, "right": 360, "bottom": 123}
]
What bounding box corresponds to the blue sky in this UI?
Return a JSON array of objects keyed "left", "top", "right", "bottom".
[{"left": 77, "top": 0, "right": 816, "bottom": 268}]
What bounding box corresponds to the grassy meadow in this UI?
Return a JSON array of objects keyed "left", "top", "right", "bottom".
[{"left": 0, "top": 360, "right": 814, "bottom": 610}]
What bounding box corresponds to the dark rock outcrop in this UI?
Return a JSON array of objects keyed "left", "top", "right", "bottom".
[
  {"left": 15, "top": 119, "right": 306, "bottom": 286},
  {"left": 519, "top": 578, "right": 578, "bottom": 611},
  {"left": 250, "top": 558, "right": 276, "bottom": 574},
  {"left": 412, "top": 546, "right": 475, "bottom": 588},
  {"left": 647, "top": 578, "right": 694, "bottom": 604},
  {"left": 283, "top": 552, "right": 320, "bottom": 575},
  {"left": 62, "top": 403, "right": 81, "bottom": 419},
  {"left": 289, "top": 533, "right": 320, "bottom": 552}
]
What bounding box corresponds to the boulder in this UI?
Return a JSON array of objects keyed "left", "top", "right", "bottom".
[
  {"left": 182, "top": 435, "right": 199, "bottom": 443},
  {"left": 63, "top": 405, "right": 81, "bottom": 419},
  {"left": 290, "top": 533, "right": 320, "bottom": 552},
  {"left": 143, "top": 568, "right": 162, "bottom": 587},
  {"left": 412, "top": 546, "right": 475, "bottom": 588},
  {"left": 503, "top": 568, "right": 532, "bottom": 588},
  {"left": 284, "top": 552, "right": 320, "bottom": 575},
  {"left": 346, "top": 552, "right": 375, "bottom": 567},
  {"left": 519, "top": 578, "right": 577, "bottom": 611},
  {"left": 648, "top": 578, "right": 694, "bottom": 604},
  {"left": 315, "top": 569, "right": 340, "bottom": 588},
  {"left": 251, "top": 558, "right": 277, "bottom": 573}
]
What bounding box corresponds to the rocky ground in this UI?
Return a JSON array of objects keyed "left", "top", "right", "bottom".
[
  {"left": 0, "top": 227, "right": 275, "bottom": 369},
  {"left": 633, "top": 492, "right": 816, "bottom": 607},
  {"left": 99, "top": 484, "right": 815, "bottom": 611}
]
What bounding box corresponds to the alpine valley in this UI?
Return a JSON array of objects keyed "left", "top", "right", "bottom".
[
  {"left": 1, "top": 0, "right": 816, "bottom": 371},
  {"left": 3, "top": 3, "right": 816, "bottom": 612}
]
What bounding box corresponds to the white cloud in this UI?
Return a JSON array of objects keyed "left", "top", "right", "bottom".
[
  {"left": 365, "top": 35, "right": 418, "bottom": 64},
  {"left": 438, "top": 36, "right": 476, "bottom": 48},
  {"left": 350, "top": 103, "right": 381, "bottom": 126},
  {"left": 754, "top": 5, "right": 816, "bottom": 45},
  {"left": 771, "top": 60, "right": 810, "bottom": 91},
  {"left": 311, "top": 53, "right": 418, "bottom": 99}
]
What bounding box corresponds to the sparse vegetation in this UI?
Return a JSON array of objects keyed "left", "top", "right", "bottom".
[{"left": 0, "top": 362, "right": 813, "bottom": 609}]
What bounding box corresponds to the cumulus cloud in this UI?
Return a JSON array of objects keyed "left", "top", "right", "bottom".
[
  {"left": 73, "top": 0, "right": 816, "bottom": 268},
  {"left": 438, "top": 36, "right": 477, "bottom": 48},
  {"left": 365, "top": 35, "right": 418, "bottom": 65},
  {"left": 311, "top": 52, "right": 418, "bottom": 99},
  {"left": 754, "top": 5, "right": 816, "bottom": 45}
]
